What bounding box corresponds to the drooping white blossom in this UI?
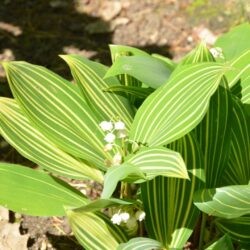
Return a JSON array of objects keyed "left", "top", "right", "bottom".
[
  {"left": 111, "top": 213, "right": 122, "bottom": 225},
  {"left": 112, "top": 152, "right": 122, "bottom": 166},
  {"left": 120, "top": 212, "right": 130, "bottom": 223},
  {"left": 104, "top": 133, "right": 116, "bottom": 143},
  {"left": 114, "top": 121, "right": 125, "bottom": 130},
  {"left": 135, "top": 210, "right": 146, "bottom": 221},
  {"left": 99, "top": 121, "right": 113, "bottom": 131}
]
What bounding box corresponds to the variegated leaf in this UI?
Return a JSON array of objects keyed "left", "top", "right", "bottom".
[
  {"left": 61, "top": 55, "right": 134, "bottom": 128},
  {"left": 0, "top": 98, "right": 103, "bottom": 182},
  {"left": 222, "top": 97, "right": 250, "bottom": 185},
  {"left": 66, "top": 209, "right": 128, "bottom": 250},
  {"left": 129, "top": 63, "right": 228, "bottom": 146},
  {"left": 141, "top": 132, "right": 205, "bottom": 249},
  {"left": 194, "top": 184, "right": 250, "bottom": 219},
  {"left": 3, "top": 61, "right": 110, "bottom": 170},
  {"left": 117, "top": 237, "right": 163, "bottom": 250}
]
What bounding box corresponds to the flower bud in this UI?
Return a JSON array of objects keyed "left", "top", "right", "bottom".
[{"left": 135, "top": 210, "right": 146, "bottom": 221}]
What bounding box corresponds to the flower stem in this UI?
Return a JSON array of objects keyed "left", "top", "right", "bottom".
[{"left": 198, "top": 213, "right": 207, "bottom": 250}]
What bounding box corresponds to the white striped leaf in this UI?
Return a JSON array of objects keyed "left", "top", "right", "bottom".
[
  {"left": 242, "top": 75, "right": 250, "bottom": 104},
  {"left": 205, "top": 234, "right": 234, "bottom": 250},
  {"left": 222, "top": 97, "right": 250, "bottom": 185},
  {"left": 195, "top": 84, "right": 233, "bottom": 188},
  {"left": 0, "top": 98, "right": 103, "bottom": 182},
  {"left": 180, "top": 42, "right": 233, "bottom": 188},
  {"left": 194, "top": 184, "right": 250, "bottom": 219},
  {"left": 129, "top": 63, "right": 228, "bottom": 146},
  {"left": 66, "top": 209, "right": 128, "bottom": 250},
  {"left": 180, "top": 42, "right": 215, "bottom": 65},
  {"left": 101, "top": 147, "right": 189, "bottom": 199},
  {"left": 61, "top": 55, "right": 134, "bottom": 128},
  {"left": 126, "top": 146, "right": 189, "bottom": 180},
  {"left": 141, "top": 132, "right": 205, "bottom": 248},
  {"left": 0, "top": 163, "right": 88, "bottom": 216},
  {"left": 3, "top": 61, "right": 110, "bottom": 170},
  {"left": 215, "top": 216, "right": 250, "bottom": 245},
  {"left": 117, "top": 237, "right": 163, "bottom": 250}
]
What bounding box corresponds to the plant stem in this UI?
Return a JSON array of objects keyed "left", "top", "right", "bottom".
[{"left": 198, "top": 213, "right": 207, "bottom": 250}]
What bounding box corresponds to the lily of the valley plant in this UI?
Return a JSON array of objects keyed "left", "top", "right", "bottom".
[{"left": 0, "top": 23, "right": 250, "bottom": 250}]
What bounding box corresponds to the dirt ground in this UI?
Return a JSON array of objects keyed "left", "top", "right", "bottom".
[{"left": 0, "top": 0, "right": 249, "bottom": 249}]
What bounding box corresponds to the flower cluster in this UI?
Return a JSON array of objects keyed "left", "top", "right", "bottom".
[
  {"left": 111, "top": 209, "right": 146, "bottom": 227},
  {"left": 209, "top": 47, "right": 224, "bottom": 59},
  {"left": 99, "top": 120, "right": 127, "bottom": 166}
]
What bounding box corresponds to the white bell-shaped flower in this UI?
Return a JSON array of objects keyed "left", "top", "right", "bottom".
[
  {"left": 104, "top": 133, "right": 116, "bottom": 143},
  {"left": 99, "top": 121, "right": 113, "bottom": 131},
  {"left": 120, "top": 212, "right": 130, "bottom": 223},
  {"left": 114, "top": 121, "right": 125, "bottom": 130},
  {"left": 112, "top": 152, "right": 122, "bottom": 166},
  {"left": 111, "top": 213, "right": 122, "bottom": 225},
  {"left": 135, "top": 210, "right": 146, "bottom": 221}
]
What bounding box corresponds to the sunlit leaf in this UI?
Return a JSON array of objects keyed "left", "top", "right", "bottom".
[
  {"left": 0, "top": 98, "right": 103, "bottom": 182},
  {"left": 0, "top": 163, "right": 87, "bottom": 216},
  {"left": 66, "top": 209, "right": 128, "bottom": 250},
  {"left": 105, "top": 55, "right": 172, "bottom": 89},
  {"left": 61, "top": 55, "right": 134, "bottom": 127},
  {"left": 3, "top": 61, "right": 110, "bottom": 170},
  {"left": 130, "top": 63, "right": 228, "bottom": 146}
]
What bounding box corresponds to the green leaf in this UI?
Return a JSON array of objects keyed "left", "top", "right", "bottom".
[
  {"left": 126, "top": 146, "right": 189, "bottom": 180},
  {"left": 222, "top": 97, "right": 250, "bottom": 185},
  {"left": 130, "top": 63, "right": 228, "bottom": 146},
  {"left": 152, "top": 54, "right": 177, "bottom": 71},
  {"left": 215, "top": 23, "right": 250, "bottom": 60},
  {"left": 226, "top": 50, "right": 250, "bottom": 88},
  {"left": 61, "top": 55, "right": 134, "bottom": 128},
  {"left": 117, "top": 237, "right": 163, "bottom": 250},
  {"left": 3, "top": 61, "right": 110, "bottom": 170},
  {"left": 74, "top": 198, "right": 132, "bottom": 213},
  {"left": 194, "top": 184, "right": 250, "bottom": 219},
  {"left": 103, "top": 85, "right": 153, "bottom": 99},
  {"left": 66, "top": 210, "right": 128, "bottom": 250},
  {"left": 215, "top": 216, "right": 250, "bottom": 245},
  {"left": 105, "top": 55, "right": 172, "bottom": 89},
  {"left": 109, "top": 44, "right": 149, "bottom": 63},
  {"left": 0, "top": 163, "right": 87, "bottom": 216},
  {"left": 0, "top": 98, "right": 103, "bottom": 182},
  {"left": 195, "top": 84, "right": 232, "bottom": 188},
  {"left": 205, "top": 234, "right": 234, "bottom": 250},
  {"left": 242, "top": 75, "right": 250, "bottom": 104},
  {"left": 141, "top": 132, "right": 205, "bottom": 248},
  {"left": 101, "top": 163, "right": 146, "bottom": 199}
]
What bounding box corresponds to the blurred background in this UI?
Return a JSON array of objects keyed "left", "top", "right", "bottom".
[{"left": 0, "top": 0, "right": 249, "bottom": 249}]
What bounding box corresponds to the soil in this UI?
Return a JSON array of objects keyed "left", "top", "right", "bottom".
[{"left": 0, "top": 0, "right": 249, "bottom": 249}]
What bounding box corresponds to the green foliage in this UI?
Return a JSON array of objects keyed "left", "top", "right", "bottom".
[{"left": 0, "top": 23, "right": 249, "bottom": 249}]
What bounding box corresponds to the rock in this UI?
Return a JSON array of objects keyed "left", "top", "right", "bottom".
[
  {"left": 100, "top": 1, "right": 122, "bottom": 21},
  {"left": 0, "top": 221, "right": 29, "bottom": 250}
]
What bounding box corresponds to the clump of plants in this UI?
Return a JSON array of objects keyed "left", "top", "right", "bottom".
[{"left": 0, "top": 23, "right": 249, "bottom": 249}]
